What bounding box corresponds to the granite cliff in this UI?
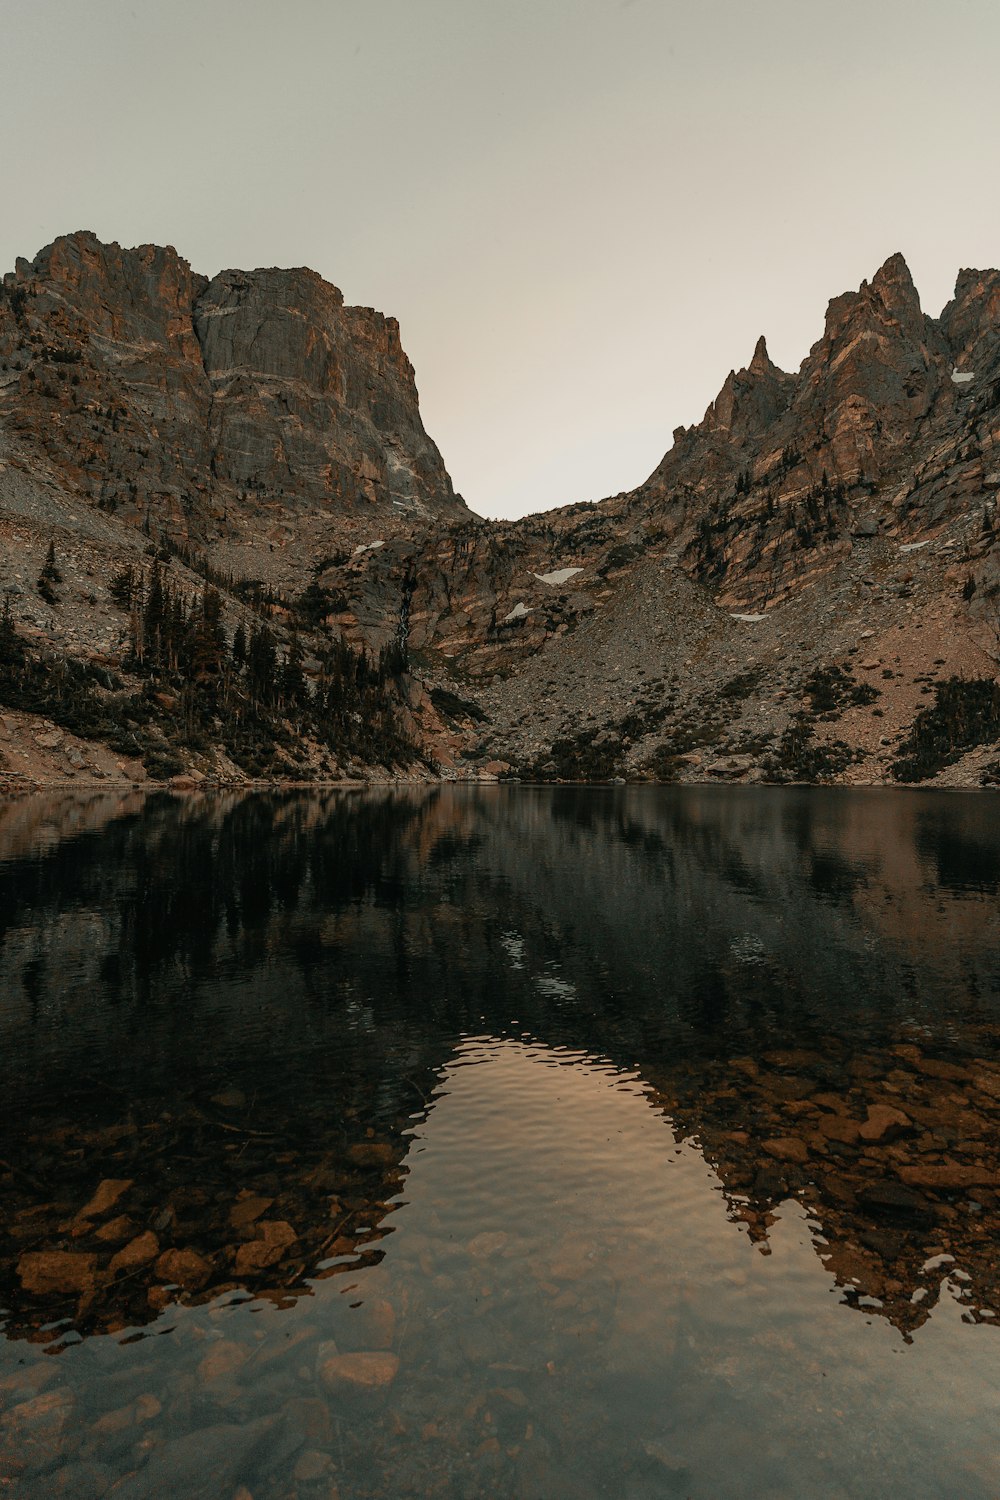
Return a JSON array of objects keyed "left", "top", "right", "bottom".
[{"left": 1, "top": 235, "right": 998, "bottom": 787}]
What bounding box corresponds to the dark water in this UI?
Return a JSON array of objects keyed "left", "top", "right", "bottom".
[{"left": 2, "top": 786, "right": 1000, "bottom": 1498}]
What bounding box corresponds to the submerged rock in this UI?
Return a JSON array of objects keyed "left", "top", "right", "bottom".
[
  {"left": 75, "top": 1178, "right": 133, "bottom": 1223},
  {"left": 154, "top": 1247, "right": 213, "bottom": 1291},
  {"left": 17, "top": 1250, "right": 97, "bottom": 1296},
  {"left": 317, "top": 1350, "right": 400, "bottom": 1394}
]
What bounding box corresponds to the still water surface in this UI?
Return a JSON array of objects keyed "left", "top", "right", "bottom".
[{"left": 1, "top": 786, "right": 999, "bottom": 1497}]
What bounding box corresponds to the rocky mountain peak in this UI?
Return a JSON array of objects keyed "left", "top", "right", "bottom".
[
  {"left": 0, "top": 231, "right": 464, "bottom": 543},
  {"left": 748, "top": 334, "right": 778, "bottom": 376},
  {"left": 939, "top": 267, "right": 1000, "bottom": 369},
  {"left": 870, "top": 250, "right": 919, "bottom": 307},
  {"left": 819, "top": 252, "right": 926, "bottom": 350}
]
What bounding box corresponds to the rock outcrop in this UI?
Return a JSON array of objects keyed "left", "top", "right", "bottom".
[{"left": 0, "top": 231, "right": 463, "bottom": 547}]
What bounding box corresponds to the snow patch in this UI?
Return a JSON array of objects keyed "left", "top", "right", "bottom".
[
  {"left": 353, "top": 540, "right": 385, "bottom": 555},
  {"left": 730, "top": 612, "right": 768, "bottom": 623},
  {"left": 533, "top": 566, "right": 583, "bottom": 586},
  {"left": 951, "top": 368, "right": 975, "bottom": 384},
  {"left": 503, "top": 602, "right": 530, "bottom": 623},
  {"left": 899, "top": 540, "right": 930, "bottom": 553}
]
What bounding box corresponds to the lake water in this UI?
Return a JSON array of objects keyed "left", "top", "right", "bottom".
[{"left": 1, "top": 785, "right": 999, "bottom": 1498}]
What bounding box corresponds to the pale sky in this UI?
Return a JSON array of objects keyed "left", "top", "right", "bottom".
[{"left": 3, "top": 0, "right": 999, "bottom": 519}]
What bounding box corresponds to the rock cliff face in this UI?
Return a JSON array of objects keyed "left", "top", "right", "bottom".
[
  {"left": 0, "top": 231, "right": 463, "bottom": 546},
  {"left": 1, "top": 237, "right": 998, "bottom": 787},
  {"left": 304, "top": 251, "right": 999, "bottom": 786}
]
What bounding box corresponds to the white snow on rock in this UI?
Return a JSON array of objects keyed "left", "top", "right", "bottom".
[
  {"left": 899, "top": 540, "right": 930, "bottom": 553},
  {"left": 353, "top": 540, "right": 385, "bottom": 555},
  {"left": 503, "top": 602, "right": 530, "bottom": 623},
  {"left": 951, "top": 368, "right": 975, "bottom": 384},
  {"left": 730, "top": 612, "right": 768, "bottom": 623},
  {"left": 533, "top": 566, "right": 583, "bottom": 586}
]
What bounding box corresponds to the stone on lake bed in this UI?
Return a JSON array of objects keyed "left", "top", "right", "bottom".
[
  {"left": 17, "top": 1249, "right": 97, "bottom": 1296},
  {"left": 154, "top": 1246, "right": 213, "bottom": 1290},
  {"left": 0, "top": 1388, "right": 75, "bottom": 1467},
  {"left": 94, "top": 1215, "right": 136, "bottom": 1243},
  {"left": 109, "top": 1231, "right": 160, "bottom": 1275},
  {"left": 346, "top": 1141, "right": 396, "bottom": 1168},
  {"left": 93, "top": 1393, "right": 161, "bottom": 1434},
  {"left": 228, "top": 1194, "right": 274, "bottom": 1231},
  {"left": 234, "top": 1219, "right": 297, "bottom": 1275},
  {"left": 858, "top": 1104, "right": 911, "bottom": 1142},
  {"left": 294, "top": 1449, "right": 334, "bottom": 1482},
  {"left": 467, "top": 1230, "right": 510, "bottom": 1258},
  {"left": 198, "top": 1339, "right": 248, "bottom": 1383},
  {"left": 815, "top": 1113, "right": 861, "bottom": 1144},
  {"left": 212, "top": 1087, "right": 247, "bottom": 1110},
  {"left": 76, "top": 1178, "right": 133, "bottom": 1222},
  {"left": 761, "top": 1137, "right": 810, "bottom": 1163},
  {"left": 318, "top": 1350, "right": 400, "bottom": 1394},
  {"left": 898, "top": 1162, "right": 1000, "bottom": 1190}
]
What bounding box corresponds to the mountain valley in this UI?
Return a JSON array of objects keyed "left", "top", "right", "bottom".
[{"left": 1, "top": 233, "right": 998, "bottom": 789}]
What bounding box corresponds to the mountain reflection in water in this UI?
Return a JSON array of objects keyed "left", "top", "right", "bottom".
[{"left": 1, "top": 785, "right": 999, "bottom": 1498}]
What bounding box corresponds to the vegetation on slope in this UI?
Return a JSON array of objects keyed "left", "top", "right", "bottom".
[
  {"left": 0, "top": 558, "right": 419, "bottom": 780},
  {"left": 892, "top": 677, "right": 1000, "bottom": 783}
]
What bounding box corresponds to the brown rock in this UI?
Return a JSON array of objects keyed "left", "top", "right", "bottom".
[
  {"left": 762, "top": 1137, "right": 810, "bottom": 1164},
  {"left": 858, "top": 1104, "right": 911, "bottom": 1143},
  {"left": 816, "top": 1113, "right": 861, "bottom": 1145},
  {"left": 0, "top": 1388, "right": 75, "bottom": 1465},
  {"left": 346, "top": 1141, "right": 397, "bottom": 1168},
  {"left": 94, "top": 1215, "right": 136, "bottom": 1243},
  {"left": 317, "top": 1351, "right": 400, "bottom": 1394},
  {"left": 17, "top": 1250, "right": 97, "bottom": 1296},
  {"left": 93, "top": 1393, "right": 161, "bottom": 1434},
  {"left": 76, "top": 1177, "right": 133, "bottom": 1221},
  {"left": 234, "top": 1220, "right": 297, "bottom": 1276},
  {"left": 198, "top": 1340, "right": 248, "bottom": 1382},
  {"left": 109, "top": 1231, "right": 160, "bottom": 1275},
  {"left": 898, "top": 1162, "right": 1000, "bottom": 1191},
  {"left": 228, "top": 1195, "right": 274, "bottom": 1231},
  {"left": 154, "top": 1247, "right": 213, "bottom": 1291},
  {"left": 467, "top": 1230, "right": 510, "bottom": 1258}
]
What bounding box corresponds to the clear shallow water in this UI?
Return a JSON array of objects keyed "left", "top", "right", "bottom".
[{"left": 1, "top": 785, "right": 999, "bottom": 1498}]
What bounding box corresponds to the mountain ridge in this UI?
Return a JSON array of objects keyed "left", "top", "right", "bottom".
[{"left": 1, "top": 235, "right": 998, "bottom": 789}]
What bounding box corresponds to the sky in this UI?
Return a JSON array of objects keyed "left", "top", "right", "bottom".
[{"left": 2, "top": 0, "right": 999, "bottom": 519}]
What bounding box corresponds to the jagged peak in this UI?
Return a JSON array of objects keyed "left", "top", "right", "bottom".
[
  {"left": 950, "top": 266, "right": 1000, "bottom": 303},
  {"left": 869, "top": 252, "right": 923, "bottom": 323},
  {"left": 748, "top": 334, "right": 783, "bottom": 377},
  {"left": 822, "top": 252, "right": 925, "bottom": 345},
  {"left": 871, "top": 250, "right": 915, "bottom": 292}
]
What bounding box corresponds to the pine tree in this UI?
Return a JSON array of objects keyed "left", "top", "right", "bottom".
[
  {"left": 247, "top": 624, "right": 278, "bottom": 705},
  {"left": 37, "top": 541, "right": 63, "bottom": 604},
  {"left": 0, "top": 598, "right": 23, "bottom": 673},
  {"left": 279, "top": 631, "right": 307, "bottom": 708},
  {"left": 189, "top": 588, "right": 227, "bottom": 678},
  {"left": 145, "top": 561, "right": 165, "bottom": 665}
]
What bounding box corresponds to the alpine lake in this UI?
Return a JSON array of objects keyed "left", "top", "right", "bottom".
[{"left": 1, "top": 785, "right": 999, "bottom": 1499}]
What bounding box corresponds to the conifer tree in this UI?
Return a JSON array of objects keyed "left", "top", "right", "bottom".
[
  {"left": 37, "top": 541, "right": 63, "bottom": 604},
  {"left": 279, "top": 631, "right": 307, "bottom": 708}
]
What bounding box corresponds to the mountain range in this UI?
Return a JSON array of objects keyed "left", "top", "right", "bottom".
[{"left": 1, "top": 231, "right": 998, "bottom": 788}]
